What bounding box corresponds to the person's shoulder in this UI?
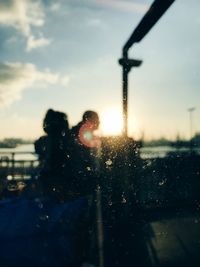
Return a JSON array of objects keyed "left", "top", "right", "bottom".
[
  {"left": 34, "top": 135, "right": 47, "bottom": 145},
  {"left": 70, "top": 122, "right": 82, "bottom": 136}
]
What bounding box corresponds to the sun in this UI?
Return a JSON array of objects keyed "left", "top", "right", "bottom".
[{"left": 100, "top": 107, "right": 123, "bottom": 136}]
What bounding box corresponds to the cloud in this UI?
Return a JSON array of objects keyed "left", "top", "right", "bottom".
[
  {"left": 27, "top": 34, "right": 51, "bottom": 51},
  {"left": 0, "top": 62, "right": 69, "bottom": 107},
  {"left": 0, "top": 0, "right": 50, "bottom": 50},
  {"left": 93, "top": 0, "right": 148, "bottom": 14},
  {"left": 86, "top": 18, "right": 103, "bottom": 27},
  {"left": 60, "top": 75, "right": 70, "bottom": 87},
  {"left": 50, "top": 3, "right": 61, "bottom": 12}
]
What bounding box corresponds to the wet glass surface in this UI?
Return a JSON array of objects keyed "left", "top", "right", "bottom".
[{"left": 0, "top": 1, "right": 200, "bottom": 267}]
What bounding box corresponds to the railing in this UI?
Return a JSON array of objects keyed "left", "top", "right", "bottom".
[
  {"left": 0, "top": 151, "right": 39, "bottom": 181},
  {"left": 1, "top": 149, "right": 200, "bottom": 208}
]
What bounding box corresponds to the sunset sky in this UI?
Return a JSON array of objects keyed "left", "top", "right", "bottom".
[{"left": 0, "top": 0, "right": 199, "bottom": 140}]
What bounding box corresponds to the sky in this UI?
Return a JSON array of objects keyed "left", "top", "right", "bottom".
[{"left": 0, "top": 0, "right": 200, "bottom": 140}]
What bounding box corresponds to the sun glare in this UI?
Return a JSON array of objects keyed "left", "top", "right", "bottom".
[{"left": 100, "top": 108, "right": 123, "bottom": 136}]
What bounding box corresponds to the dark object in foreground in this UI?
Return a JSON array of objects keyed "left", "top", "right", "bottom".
[{"left": 0, "top": 196, "right": 89, "bottom": 267}]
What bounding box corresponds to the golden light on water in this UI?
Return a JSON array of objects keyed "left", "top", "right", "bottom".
[{"left": 100, "top": 107, "right": 123, "bottom": 136}]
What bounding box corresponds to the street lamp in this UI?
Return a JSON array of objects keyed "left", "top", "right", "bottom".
[
  {"left": 118, "top": 58, "right": 142, "bottom": 137},
  {"left": 119, "top": 0, "right": 175, "bottom": 137},
  {"left": 188, "top": 107, "right": 196, "bottom": 152}
]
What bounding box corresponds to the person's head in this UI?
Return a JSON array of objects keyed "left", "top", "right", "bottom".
[
  {"left": 43, "top": 109, "right": 69, "bottom": 136},
  {"left": 82, "top": 110, "right": 100, "bottom": 130}
]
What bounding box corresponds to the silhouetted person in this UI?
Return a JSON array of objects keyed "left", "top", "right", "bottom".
[
  {"left": 35, "top": 109, "right": 69, "bottom": 162},
  {"left": 34, "top": 109, "right": 70, "bottom": 200},
  {"left": 69, "top": 111, "right": 101, "bottom": 264},
  {"left": 69, "top": 110, "right": 101, "bottom": 196}
]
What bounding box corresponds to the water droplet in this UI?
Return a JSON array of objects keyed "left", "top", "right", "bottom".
[
  {"left": 121, "top": 197, "right": 127, "bottom": 204},
  {"left": 105, "top": 159, "right": 112, "bottom": 166},
  {"left": 159, "top": 179, "right": 167, "bottom": 186},
  {"left": 7, "top": 175, "right": 13, "bottom": 181},
  {"left": 108, "top": 200, "right": 113, "bottom": 206}
]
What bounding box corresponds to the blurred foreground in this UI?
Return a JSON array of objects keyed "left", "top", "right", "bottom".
[{"left": 0, "top": 136, "right": 200, "bottom": 267}]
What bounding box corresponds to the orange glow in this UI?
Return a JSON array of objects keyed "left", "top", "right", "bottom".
[{"left": 100, "top": 107, "right": 123, "bottom": 136}]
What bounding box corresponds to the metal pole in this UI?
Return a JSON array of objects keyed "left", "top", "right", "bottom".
[
  {"left": 119, "top": 58, "right": 142, "bottom": 137},
  {"left": 122, "top": 66, "right": 128, "bottom": 136},
  {"left": 11, "top": 152, "right": 15, "bottom": 179},
  {"left": 189, "top": 111, "right": 192, "bottom": 140},
  {"left": 188, "top": 107, "right": 195, "bottom": 152}
]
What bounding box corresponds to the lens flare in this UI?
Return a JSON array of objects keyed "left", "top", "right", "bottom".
[{"left": 79, "top": 122, "right": 101, "bottom": 148}]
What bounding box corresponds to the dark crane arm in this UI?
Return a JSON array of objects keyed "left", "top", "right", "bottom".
[{"left": 123, "top": 0, "right": 175, "bottom": 57}]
